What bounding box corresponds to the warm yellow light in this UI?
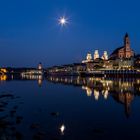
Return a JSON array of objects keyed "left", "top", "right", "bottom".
[
  {"left": 0, "top": 75, "right": 7, "bottom": 81},
  {"left": 0, "top": 68, "right": 7, "bottom": 73},
  {"left": 86, "top": 87, "right": 92, "bottom": 96},
  {"left": 94, "top": 90, "right": 99, "bottom": 100},
  {"left": 104, "top": 90, "right": 109, "bottom": 99}
]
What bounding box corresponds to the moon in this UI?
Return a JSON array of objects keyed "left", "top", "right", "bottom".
[{"left": 58, "top": 16, "right": 68, "bottom": 26}]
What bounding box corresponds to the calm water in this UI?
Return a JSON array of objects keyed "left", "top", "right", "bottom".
[{"left": 0, "top": 75, "right": 140, "bottom": 140}]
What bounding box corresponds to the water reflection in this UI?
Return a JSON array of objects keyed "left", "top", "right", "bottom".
[
  {"left": 47, "top": 76, "right": 140, "bottom": 118},
  {"left": 0, "top": 74, "right": 7, "bottom": 81},
  {"left": 60, "top": 124, "right": 66, "bottom": 135},
  {"left": 1, "top": 75, "right": 140, "bottom": 139},
  {"left": 1, "top": 74, "right": 44, "bottom": 87},
  {"left": 21, "top": 74, "right": 43, "bottom": 86}
]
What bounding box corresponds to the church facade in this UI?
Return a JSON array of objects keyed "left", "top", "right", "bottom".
[{"left": 110, "top": 33, "right": 134, "bottom": 59}]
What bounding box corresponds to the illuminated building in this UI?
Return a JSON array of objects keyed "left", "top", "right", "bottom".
[
  {"left": 0, "top": 68, "right": 7, "bottom": 73},
  {"left": 20, "top": 63, "right": 43, "bottom": 76},
  {"left": 82, "top": 53, "right": 93, "bottom": 63},
  {"left": 107, "top": 33, "right": 136, "bottom": 69},
  {"left": 0, "top": 68, "right": 7, "bottom": 75},
  {"left": 110, "top": 33, "right": 134, "bottom": 59},
  {"left": 117, "top": 58, "right": 134, "bottom": 69},
  {"left": 101, "top": 51, "right": 108, "bottom": 60},
  {"left": 94, "top": 50, "right": 99, "bottom": 60},
  {"left": 0, "top": 68, "right": 7, "bottom": 81},
  {"left": 72, "top": 63, "right": 86, "bottom": 73},
  {"left": 134, "top": 54, "right": 140, "bottom": 68},
  {"left": 47, "top": 33, "right": 140, "bottom": 75},
  {"left": 38, "top": 62, "right": 43, "bottom": 70},
  {"left": 87, "top": 53, "right": 92, "bottom": 61}
]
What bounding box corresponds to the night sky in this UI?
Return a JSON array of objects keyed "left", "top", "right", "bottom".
[{"left": 0, "top": 0, "right": 140, "bottom": 67}]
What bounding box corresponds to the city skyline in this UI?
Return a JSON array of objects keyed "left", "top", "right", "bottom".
[
  {"left": 0, "top": 0, "right": 140, "bottom": 67},
  {"left": 1, "top": 1, "right": 140, "bottom": 139}
]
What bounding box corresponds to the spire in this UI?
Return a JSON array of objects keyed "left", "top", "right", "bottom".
[
  {"left": 124, "top": 32, "right": 130, "bottom": 47},
  {"left": 125, "top": 32, "right": 129, "bottom": 38}
]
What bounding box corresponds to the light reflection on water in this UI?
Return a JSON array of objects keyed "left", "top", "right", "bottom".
[
  {"left": 0, "top": 75, "right": 140, "bottom": 140},
  {"left": 47, "top": 76, "right": 140, "bottom": 118}
]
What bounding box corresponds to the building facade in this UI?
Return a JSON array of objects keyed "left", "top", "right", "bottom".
[{"left": 110, "top": 33, "right": 134, "bottom": 59}]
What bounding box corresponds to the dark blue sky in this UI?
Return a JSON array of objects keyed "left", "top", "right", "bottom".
[{"left": 0, "top": 0, "right": 140, "bottom": 67}]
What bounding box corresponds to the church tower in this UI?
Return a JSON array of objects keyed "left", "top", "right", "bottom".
[
  {"left": 94, "top": 50, "right": 99, "bottom": 60},
  {"left": 124, "top": 33, "right": 130, "bottom": 51},
  {"left": 124, "top": 33, "right": 134, "bottom": 58},
  {"left": 110, "top": 33, "right": 134, "bottom": 59}
]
